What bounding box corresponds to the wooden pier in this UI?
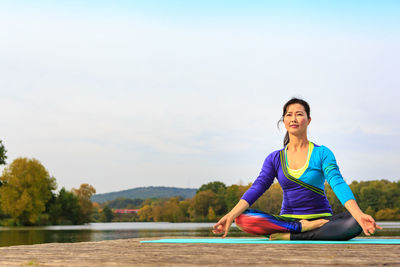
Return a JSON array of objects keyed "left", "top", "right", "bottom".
[{"left": 0, "top": 237, "right": 399, "bottom": 266}]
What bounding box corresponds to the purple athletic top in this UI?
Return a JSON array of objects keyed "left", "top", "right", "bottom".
[{"left": 241, "top": 144, "right": 355, "bottom": 216}]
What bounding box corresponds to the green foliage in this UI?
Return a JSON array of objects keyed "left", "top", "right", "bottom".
[
  {"left": 224, "top": 184, "right": 241, "bottom": 211},
  {"left": 111, "top": 212, "right": 138, "bottom": 222},
  {"left": 48, "top": 188, "right": 81, "bottom": 225},
  {"left": 0, "top": 140, "right": 7, "bottom": 166},
  {"left": 105, "top": 197, "right": 144, "bottom": 209},
  {"left": 101, "top": 205, "right": 114, "bottom": 222},
  {"left": 197, "top": 181, "right": 226, "bottom": 194},
  {"left": 0, "top": 158, "right": 56, "bottom": 225},
  {"left": 350, "top": 180, "right": 400, "bottom": 212}
]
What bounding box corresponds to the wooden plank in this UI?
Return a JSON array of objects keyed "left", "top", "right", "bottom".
[{"left": 0, "top": 237, "right": 398, "bottom": 266}]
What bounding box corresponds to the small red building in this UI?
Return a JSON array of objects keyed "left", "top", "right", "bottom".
[{"left": 112, "top": 209, "right": 139, "bottom": 214}]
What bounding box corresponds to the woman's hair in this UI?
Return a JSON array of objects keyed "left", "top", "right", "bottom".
[{"left": 277, "top": 97, "right": 311, "bottom": 147}]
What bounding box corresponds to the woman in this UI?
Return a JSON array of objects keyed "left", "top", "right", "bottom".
[{"left": 213, "top": 98, "right": 382, "bottom": 240}]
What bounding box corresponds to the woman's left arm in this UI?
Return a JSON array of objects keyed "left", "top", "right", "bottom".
[
  {"left": 344, "top": 199, "right": 382, "bottom": 236},
  {"left": 322, "top": 146, "right": 382, "bottom": 235}
]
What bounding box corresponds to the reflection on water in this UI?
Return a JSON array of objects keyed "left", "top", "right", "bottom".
[{"left": 0, "top": 221, "right": 398, "bottom": 247}]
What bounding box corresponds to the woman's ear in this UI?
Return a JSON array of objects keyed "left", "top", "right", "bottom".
[{"left": 308, "top": 117, "right": 312, "bottom": 125}]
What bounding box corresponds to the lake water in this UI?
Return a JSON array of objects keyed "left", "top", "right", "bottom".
[{"left": 0, "top": 221, "right": 399, "bottom": 247}]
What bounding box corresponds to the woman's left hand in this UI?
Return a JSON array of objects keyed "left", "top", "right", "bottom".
[{"left": 355, "top": 213, "right": 382, "bottom": 236}]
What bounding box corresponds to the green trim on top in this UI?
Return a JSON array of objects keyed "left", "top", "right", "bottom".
[
  {"left": 324, "top": 164, "right": 337, "bottom": 174},
  {"left": 280, "top": 213, "right": 332, "bottom": 219},
  {"left": 279, "top": 150, "right": 325, "bottom": 196}
]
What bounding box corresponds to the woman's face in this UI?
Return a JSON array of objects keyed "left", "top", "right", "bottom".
[{"left": 283, "top": 103, "right": 311, "bottom": 136}]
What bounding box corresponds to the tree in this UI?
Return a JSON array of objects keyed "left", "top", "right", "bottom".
[
  {"left": 0, "top": 140, "right": 7, "bottom": 166},
  {"left": 252, "top": 183, "right": 283, "bottom": 214},
  {"left": 375, "top": 208, "right": 400, "bottom": 221},
  {"left": 72, "top": 184, "right": 96, "bottom": 224},
  {"left": 101, "top": 205, "right": 114, "bottom": 222},
  {"left": 138, "top": 205, "right": 153, "bottom": 221},
  {"left": 207, "top": 207, "right": 217, "bottom": 221},
  {"left": 225, "top": 185, "right": 241, "bottom": 211},
  {"left": 152, "top": 205, "right": 163, "bottom": 222},
  {"left": 189, "top": 190, "right": 217, "bottom": 221},
  {"left": 0, "top": 158, "right": 56, "bottom": 225},
  {"left": 178, "top": 199, "right": 191, "bottom": 222},
  {"left": 161, "top": 197, "right": 182, "bottom": 222},
  {"left": 106, "top": 198, "right": 144, "bottom": 209},
  {"left": 48, "top": 187, "right": 81, "bottom": 225},
  {"left": 197, "top": 181, "right": 226, "bottom": 194},
  {"left": 197, "top": 181, "right": 227, "bottom": 216}
]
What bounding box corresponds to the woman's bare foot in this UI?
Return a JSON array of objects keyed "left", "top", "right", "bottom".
[
  {"left": 300, "top": 219, "right": 329, "bottom": 232},
  {"left": 269, "top": 233, "right": 290, "bottom": 240}
]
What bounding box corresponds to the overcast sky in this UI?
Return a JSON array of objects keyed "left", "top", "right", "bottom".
[{"left": 1, "top": 1, "right": 399, "bottom": 194}]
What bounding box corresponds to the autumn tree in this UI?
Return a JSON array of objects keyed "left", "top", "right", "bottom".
[
  {"left": 189, "top": 190, "right": 217, "bottom": 221},
  {"left": 207, "top": 206, "right": 217, "bottom": 221},
  {"left": 72, "top": 183, "right": 96, "bottom": 224},
  {"left": 197, "top": 181, "right": 227, "bottom": 216},
  {"left": 0, "top": 158, "right": 56, "bottom": 225},
  {"left": 138, "top": 205, "right": 153, "bottom": 221},
  {"left": 160, "top": 196, "right": 187, "bottom": 222},
  {"left": 375, "top": 208, "right": 400, "bottom": 221},
  {"left": 252, "top": 183, "right": 283, "bottom": 214}
]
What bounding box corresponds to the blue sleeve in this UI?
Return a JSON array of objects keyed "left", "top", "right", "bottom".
[
  {"left": 321, "top": 146, "right": 355, "bottom": 205},
  {"left": 241, "top": 153, "right": 276, "bottom": 206}
]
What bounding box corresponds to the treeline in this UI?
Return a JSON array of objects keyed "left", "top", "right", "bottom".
[
  {"left": 1, "top": 140, "right": 398, "bottom": 225},
  {"left": 130, "top": 180, "right": 400, "bottom": 222},
  {"left": 0, "top": 157, "right": 96, "bottom": 226}
]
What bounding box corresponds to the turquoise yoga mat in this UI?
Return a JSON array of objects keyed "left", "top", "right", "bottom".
[{"left": 141, "top": 238, "right": 400, "bottom": 244}]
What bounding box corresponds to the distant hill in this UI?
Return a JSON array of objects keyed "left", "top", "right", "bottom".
[{"left": 91, "top": 186, "right": 197, "bottom": 203}]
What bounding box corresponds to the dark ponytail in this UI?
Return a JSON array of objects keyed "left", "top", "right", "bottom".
[
  {"left": 277, "top": 98, "right": 311, "bottom": 147},
  {"left": 283, "top": 132, "right": 290, "bottom": 147}
]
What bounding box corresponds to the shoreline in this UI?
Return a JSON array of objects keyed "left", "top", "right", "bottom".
[{"left": 0, "top": 237, "right": 399, "bottom": 266}]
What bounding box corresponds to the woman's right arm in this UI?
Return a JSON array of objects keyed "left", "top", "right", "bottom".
[
  {"left": 213, "top": 152, "right": 277, "bottom": 237},
  {"left": 212, "top": 199, "right": 249, "bottom": 237}
]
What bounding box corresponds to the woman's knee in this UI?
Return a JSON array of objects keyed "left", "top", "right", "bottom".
[
  {"left": 323, "top": 215, "right": 362, "bottom": 240},
  {"left": 291, "top": 215, "right": 362, "bottom": 241},
  {"left": 234, "top": 212, "right": 267, "bottom": 235},
  {"left": 344, "top": 216, "right": 363, "bottom": 237}
]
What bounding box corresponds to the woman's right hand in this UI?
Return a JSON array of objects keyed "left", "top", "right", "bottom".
[
  {"left": 212, "top": 199, "right": 250, "bottom": 238},
  {"left": 212, "top": 214, "right": 234, "bottom": 238}
]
